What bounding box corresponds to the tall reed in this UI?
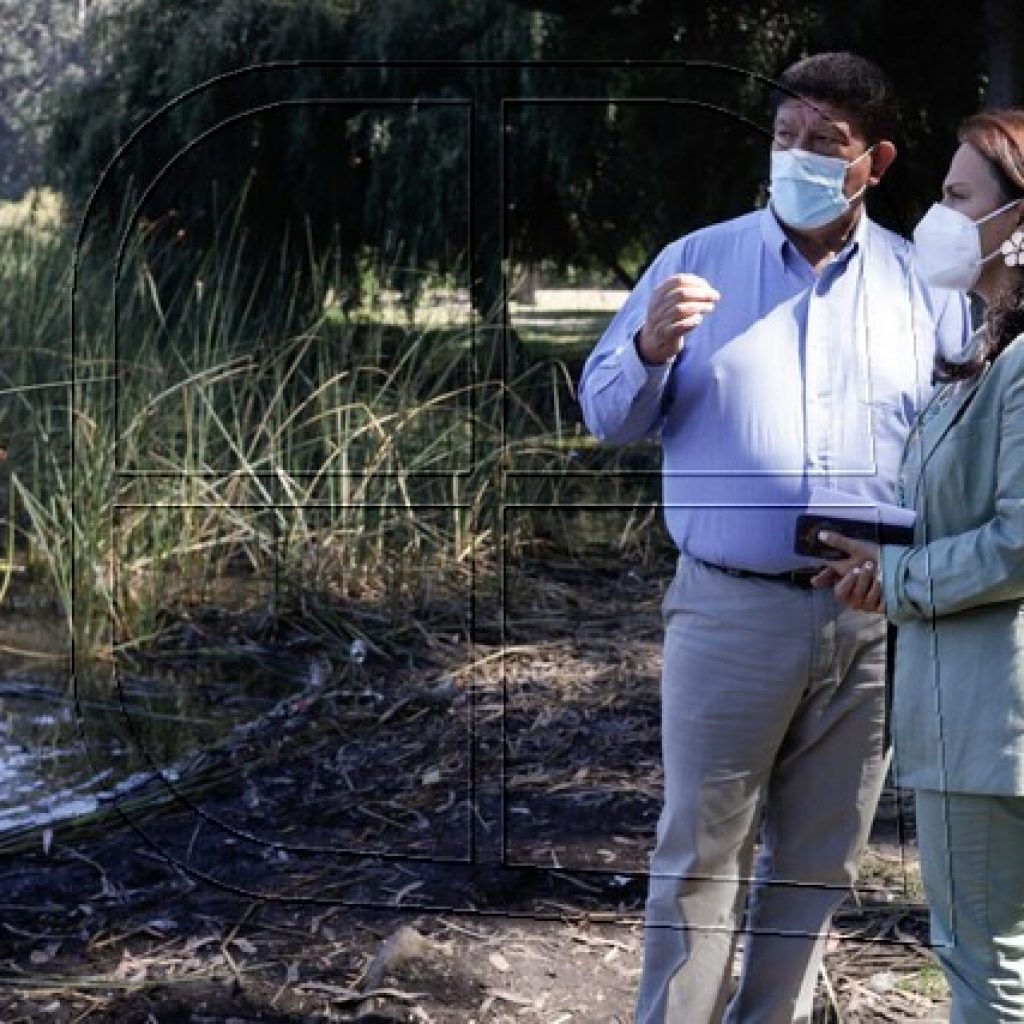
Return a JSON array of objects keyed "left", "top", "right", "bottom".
[{"left": 0, "top": 206, "right": 660, "bottom": 668}]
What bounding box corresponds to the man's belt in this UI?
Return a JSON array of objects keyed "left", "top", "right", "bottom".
[{"left": 696, "top": 558, "right": 818, "bottom": 590}]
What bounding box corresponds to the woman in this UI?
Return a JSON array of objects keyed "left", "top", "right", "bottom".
[{"left": 813, "top": 109, "right": 1024, "bottom": 1021}]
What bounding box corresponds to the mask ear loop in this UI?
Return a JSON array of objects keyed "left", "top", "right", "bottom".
[
  {"left": 976, "top": 194, "right": 1024, "bottom": 225},
  {"left": 975, "top": 196, "right": 1024, "bottom": 267},
  {"left": 845, "top": 144, "right": 877, "bottom": 205},
  {"left": 850, "top": 144, "right": 877, "bottom": 168}
]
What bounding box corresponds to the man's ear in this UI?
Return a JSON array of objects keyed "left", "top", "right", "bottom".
[{"left": 868, "top": 140, "right": 897, "bottom": 185}]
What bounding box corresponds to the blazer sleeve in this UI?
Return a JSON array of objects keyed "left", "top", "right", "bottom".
[{"left": 881, "top": 366, "right": 1024, "bottom": 624}]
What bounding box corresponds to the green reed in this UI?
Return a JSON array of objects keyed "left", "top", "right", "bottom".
[{"left": 0, "top": 205, "right": 660, "bottom": 666}]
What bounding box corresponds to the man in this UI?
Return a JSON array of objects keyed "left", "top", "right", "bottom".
[{"left": 579, "top": 53, "right": 970, "bottom": 1023}]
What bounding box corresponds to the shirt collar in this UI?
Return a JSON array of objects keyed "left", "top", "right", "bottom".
[{"left": 759, "top": 205, "right": 867, "bottom": 274}]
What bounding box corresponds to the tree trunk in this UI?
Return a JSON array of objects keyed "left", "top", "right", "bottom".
[
  {"left": 469, "top": 97, "right": 530, "bottom": 381},
  {"left": 984, "top": 0, "right": 1024, "bottom": 108},
  {"left": 512, "top": 261, "right": 539, "bottom": 305}
]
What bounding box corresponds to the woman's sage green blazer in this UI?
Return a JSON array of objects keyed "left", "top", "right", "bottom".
[{"left": 881, "top": 329, "right": 1024, "bottom": 794}]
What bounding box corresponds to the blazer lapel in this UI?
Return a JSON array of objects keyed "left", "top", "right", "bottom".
[{"left": 917, "top": 362, "right": 990, "bottom": 469}]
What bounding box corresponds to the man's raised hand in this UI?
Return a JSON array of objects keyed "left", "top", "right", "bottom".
[{"left": 636, "top": 274, "right": 721, "bottom": 365}]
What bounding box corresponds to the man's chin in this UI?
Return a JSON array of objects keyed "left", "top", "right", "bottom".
[{"left": 772, "top": 204, "right": 860, "bottom": 239}]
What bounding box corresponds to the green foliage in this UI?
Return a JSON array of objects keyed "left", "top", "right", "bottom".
[
  {"left": 495, "top": 0, "right": 818, "bottom": 279},
  {"left": 0, "top": 210, "right": 653, "bottom": 661},
  {"left": 32, "top": 0, "right": 1020, "bottom": 335},
  {"left": 51, "top": 1, "right": 353, "bottom": 294},
  {"left": 513, "top": 0, "right": 995, "bottom": 246},
  {"left": 0, "top": 0, "right": 92, "bottom": 200},
  {"left": 46, "top": 0, "right": 524, "bottom": 315},
  {"left": 42, "top": 0, "right": 1012, "bottom": 308},
  {"left": 44, "top": 0, "right": 815, "bottom": 314}
]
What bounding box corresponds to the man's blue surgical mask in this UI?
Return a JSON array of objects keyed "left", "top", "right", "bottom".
[{"left": 769, "top": 147, "right": 874, "bottom": 231}]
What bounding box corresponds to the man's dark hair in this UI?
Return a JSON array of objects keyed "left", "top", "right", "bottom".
[{"left": 771, "top": 52, "right": 900, "bottom": 144}]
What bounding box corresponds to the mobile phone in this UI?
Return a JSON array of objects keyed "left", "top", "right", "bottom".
[
  {"left": 793, "top": 513, "right": 892, "bottom": 560},
  {"left": 790, "top": 516, "right": 872, "bottom": 557}
]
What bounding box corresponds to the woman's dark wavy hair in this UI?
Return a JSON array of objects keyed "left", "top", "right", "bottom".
[{"left": 935, "top": 109, "right": 1024, "bottom": 382}]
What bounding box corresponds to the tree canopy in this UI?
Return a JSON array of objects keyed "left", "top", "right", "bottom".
[{"left": 41, "top": 0, "right": 1024, "bottom": 313}]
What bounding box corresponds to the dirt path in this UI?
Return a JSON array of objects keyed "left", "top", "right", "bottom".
[
  {"left": 0, "top": 564, "right": 951, "bottom": 1022},
  {"left": 0, "top": 821, "right": 947, "bottom": 1023}
]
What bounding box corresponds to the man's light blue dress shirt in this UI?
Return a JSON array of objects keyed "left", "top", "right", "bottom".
[{"left": 579, "top": 207, "right": 971, "bottom": 574}]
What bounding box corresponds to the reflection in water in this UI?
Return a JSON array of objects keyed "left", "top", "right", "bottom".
[{"left": 0, "top": 610, "right": 315, "bottom": 835}]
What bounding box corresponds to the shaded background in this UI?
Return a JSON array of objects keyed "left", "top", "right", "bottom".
[{"left": 1, "top": 0, "right": 1021, "bottom": 304}]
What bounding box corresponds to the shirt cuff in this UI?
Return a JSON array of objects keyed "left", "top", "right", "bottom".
[{"left": 618, "top": 322, "right": 674, "bottom": 392}]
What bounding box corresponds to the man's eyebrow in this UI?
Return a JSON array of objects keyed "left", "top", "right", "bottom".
[
  {"left": 810, "top": 122, "right": 850, "bottom": 141},
  {"left": 774, "top": 111, "right": 851, "bottom": 140}
]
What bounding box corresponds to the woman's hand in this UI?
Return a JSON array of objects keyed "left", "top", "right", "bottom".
[{"left": 809, "top": 532, "right": 885, "bottom": 614}]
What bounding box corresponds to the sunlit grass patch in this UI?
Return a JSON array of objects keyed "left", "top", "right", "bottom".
[
  {"left": 896, "top": 964, "right": 950, "bottom": 1001},
  {"left": 0, "top": 188, "right": 64, "bottom": 232},
  {"left": 858, "top": 848, "right": 925, "bottom": 901}
]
